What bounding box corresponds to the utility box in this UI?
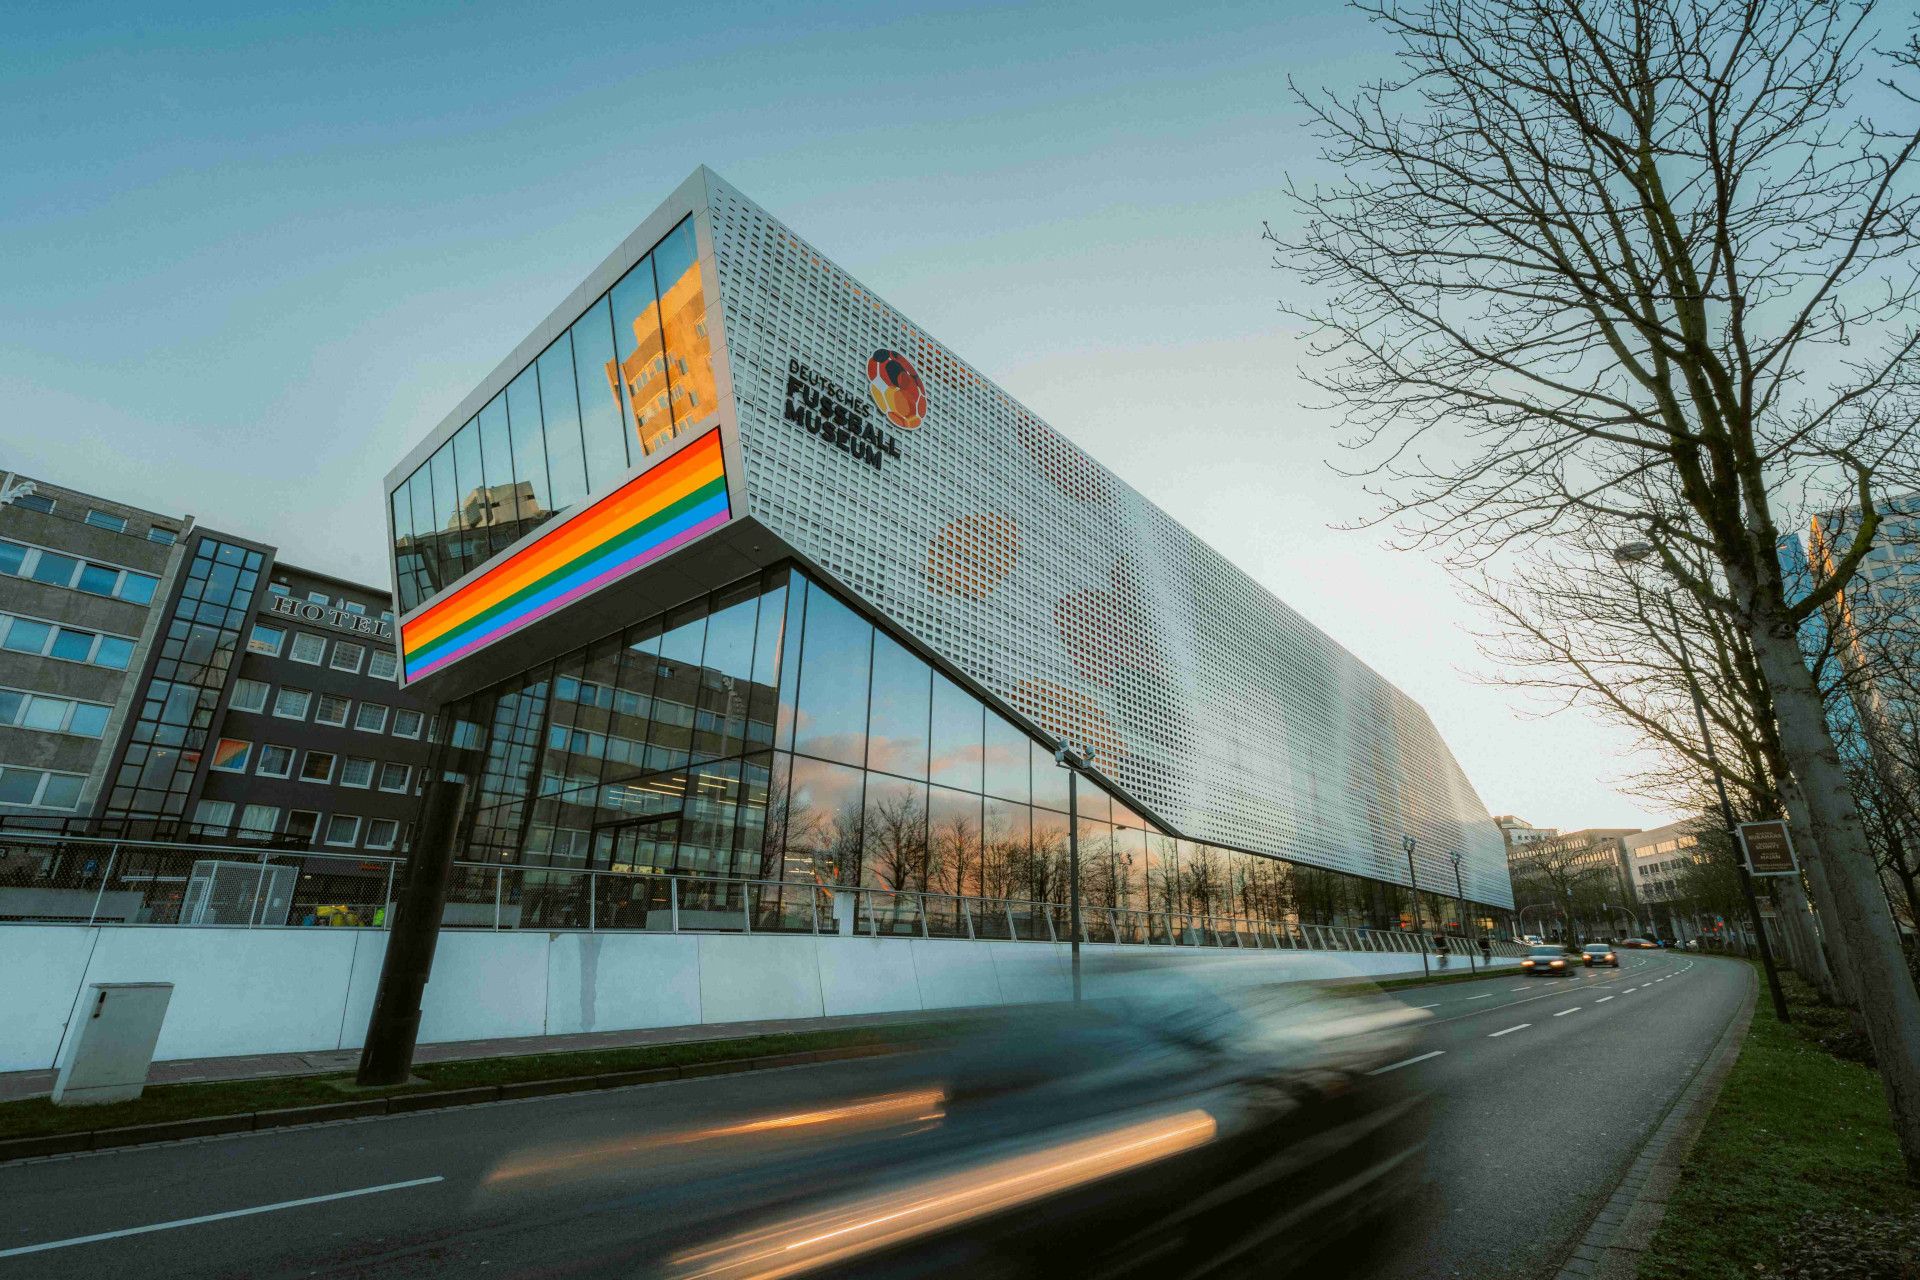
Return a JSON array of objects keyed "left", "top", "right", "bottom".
[{"left": 52, "top": 982, "right": 174, "bottom": 1106}]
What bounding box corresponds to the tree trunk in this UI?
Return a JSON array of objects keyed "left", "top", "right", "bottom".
[
  {"left": 1746, "top": 610, "right": 1920, "bottom": 1180},
  {"left": 1776, "top": 874, "right": 1841, "bottom": 1005},
  {"left": 1777, "top": 764, "right": 1864, "bottom": 1011}
]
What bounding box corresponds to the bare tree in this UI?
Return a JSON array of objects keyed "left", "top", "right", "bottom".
[{"left": 1276, "top": 0, "right": 1920, "bottom": 1172}]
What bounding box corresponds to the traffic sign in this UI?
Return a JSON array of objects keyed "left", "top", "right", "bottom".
[{"left": 1738, "top": 820, "right": 1800, "bottom": 877}]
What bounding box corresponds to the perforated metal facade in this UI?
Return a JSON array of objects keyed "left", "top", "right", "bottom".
[{"left": 387, "top": 168, "right": 1511, "bottom": 908}]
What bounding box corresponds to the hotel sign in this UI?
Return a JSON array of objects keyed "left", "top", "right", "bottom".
[{"left": 270, "top": 592, "right": 393, "bottom": 640}]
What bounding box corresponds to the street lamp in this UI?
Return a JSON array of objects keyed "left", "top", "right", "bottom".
[
  {"left": 1612, "top": 540, "right": 1790, "bottom": 1022},
  {"left": 1403, "top": 835, "right": 1430, "bottom": 977},
  {"left": 1449, "top": 849, "right": 1476, "bottom": 973},
  {"left": 1054, "top": 741, "right": 1097, "bottom": 1002}
]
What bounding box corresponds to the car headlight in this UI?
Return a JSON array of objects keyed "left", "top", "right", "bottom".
[
  {"left": 1550, "top": 959, "right": 1564, "bottom": 967},
  {"left": 1522, "top": 959, "right": 1534, "bottom": 967}
]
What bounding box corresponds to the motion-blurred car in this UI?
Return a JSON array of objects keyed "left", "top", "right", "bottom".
[
  {"left": 1520, "top": 946, "right": 1574, "bottom": 976},
  {"left": 1620, "top": 938, "right": 1658, "bottom": 949},
  {"left": 1581, "top": 943, "right": 1619, "bottom": 968},
  {"left": 664, "top": 960, "right": 1434, "bottom": 1279},
  {"left": 1520, "top": 933, "right": 1545, "bottom": 946}
]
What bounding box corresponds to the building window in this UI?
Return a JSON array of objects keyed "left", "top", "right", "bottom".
[
  {"left": 314, "top": 693, "right": 351, "bottom": 727},
  {"left": 84, "top": 510, "right": 128, "bottom": 533},
  {"left": 307, "top": 591, "right": 330, "bottom": 606},
  {"left": 284, "top": 810, "right": 319, "bottom": 843},
  {"left": 377, "top": 762, "right": 411, "bottom": 793},
  {"left": 230, "top": 678, "right": 270, "bottom": 713},
  {"left": 340, "top": 757, "right": 375, "bottom": 788},
  {"left": 343, "top": 601, "right": 366, "bottom": 616},
  {"left": 0, "top": 539, "right": 160, "bottom": 605},
  {"left": 272, "top": 687, "right": 311, "bottom": 720},
  {"left": 249, "top": 623, "right": 286, "bottom": 656},
  {"left": 324, "top": 814, "right": 361, "bottom": 847},
  {"left": 364, "top": 818, "right": 399, "bottom": 850},
  {"left": 268, "top": 582, "right": 290, "bottom": 597},
  {"left": 354, "top": 702, "right": 388, "bottom": 733},
  {"left": 238, "top": 804, "right": 280, "bottom": 840},
  {"left": 210, "top": 738, "right": 252, "bottom": 772},
  {"left": 300, "top": 751, "right": 337, "bottom": 784},
  {"left": 369, "top": 649, "right": 398, "bottom": 681},
  {"left": 9, "top": 493, "right": 53, "bottom": 514},
  {"left": 330, "top": 641, "right": 366, "bottom": 673},
  {"left": 255, "top": 744, "right": 295, "bottom": 778},
  {"left": 0, "top": 613, "right": 135, "bottom": 669},
  {"left": 147, "top": 527, "right": 177, "bottom": 546},
  {"left": 289, "top": 632, "right": 327, "bottom": 665},
  {"left": 391, "top": 708, "right": 424, "bottom": 739},
  {"left": 0, "top": 765, "right": 86, "bottom": 810},
  {"left": 194, "top": 799, "right": 235, "bottom": 835},
  {"left": 0, "top": 688, "right": 111, "bottom": 737}
]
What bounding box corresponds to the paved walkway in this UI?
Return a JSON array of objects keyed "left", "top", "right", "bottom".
[{"left": 0, "top": 1009, "right": 944, "bottom": 1103}]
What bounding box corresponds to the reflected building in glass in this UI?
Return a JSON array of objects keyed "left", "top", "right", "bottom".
[{"left": 386, "top": 169, "right": 1516, "bottom": 934}]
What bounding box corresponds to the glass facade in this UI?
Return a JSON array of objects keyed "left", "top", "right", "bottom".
[
  {"left": 436, "top": 563, "right": 1499, "bottom": 934},
  {"left": 391, "top": 216, "right": 716, "bottom": 614},
  {"left": 104, "top": 537, "right": 264, "bottom": 817}
]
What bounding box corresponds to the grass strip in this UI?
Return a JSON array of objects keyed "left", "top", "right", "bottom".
[
  {"left": 1639, "top": 968, "right": 1917, "bottom": 1280},
  {"left": 0, "top": 1025, "right": 953, "bottom": 1142}
]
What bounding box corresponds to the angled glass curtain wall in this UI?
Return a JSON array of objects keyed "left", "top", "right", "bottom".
[
  {"left": 435, "top": 563, "right": 1505, "bottom": 933},
  {"left": 390, "top": 217, "right": 716, "bottom": 613}
]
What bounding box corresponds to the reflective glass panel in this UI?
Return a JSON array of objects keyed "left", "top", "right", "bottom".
[
  {"left": 927, "top": 673, "right": 982, "bottom": 791},
  {"left": 506, "top": 366, "right": 552, "bottom": 532},
  {"left": 927, "top": 785, "right": 981, "bottom": 899},
  {"left": 654, "top": 219, "right": 716, "bottom": 430},
  {"left": 792, "top": 585, "right": 871, "bottom": 767},
  {"left": 783, "top": 755, "right": 864, "bottom": 885},
  {"left": 570, "top": 296, "right": 629, "bottom": 492},
  {"left": 679, "top": 758, "right": 741, "bottom": 876},
  {"left": 428, "top": 444, "right": 461, "bottom": 580},
  {"left": 536, "top": 332, "right": 588, "bottom": 513},
  {"left": 746, "top": 573, "right": 788, "bottom": 751},
  {"left": 389, "top": 488, "right": 417, "bottom": 612},
  {"left": 697, "top": 583, "right": 759, "bottom": 761},
  {"left": 865, "top": 632, "right": 930, "bottom": 779},
  {"left": 407, "top": 470, "right": 439, "bottom": 595},
  {"left": 451, "top": 419, "right": 484, "bottom": 571},
  {"left": 477, "top": 393, "right": 518, "bottom": 557},
  {"left": 1029, "top": 808, "right": 1070, "bottom": 904},
  {"left": 983, "top": 709, "right": 1030, "bottom": 802},
  {"left": 647, "top": 601, "right": 707, "bottom": 773},
  {"left": 981, "top": 799, "right": 1030, "bottom": 901},
  {"left": 1030, "top": 737, "right": 1071, "bottom": 811},
  {"left": 610, "top": 252, "right": 671, "bottom": 456},
  {"left": 861, "top": 773, "right": 927, "bottom": 889}
]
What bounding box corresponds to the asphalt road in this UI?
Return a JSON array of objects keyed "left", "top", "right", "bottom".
[{"left": 0, "top": 949, "right": 1748, "bottom": 1279}]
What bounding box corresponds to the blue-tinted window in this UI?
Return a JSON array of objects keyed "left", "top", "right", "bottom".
[
  {"left": 3, "top": 618, "right": 51, "bottom": 654},
  {"left": 30, "top": 551, "right": 76, "bottom": 586},
  {"left": 390, "top": 487, "right": 418, "bottom": 613},
  {"left": 983, "top": 709, "right": 1030, "bottom": 802},
  {"left": 536, "top": 333, "right": 588, "bottom": 513},
  {"left": 119, "top": 572, "right": 157, "bottom": 606},
  {"left": 570, "top": 296, "right": 629, "bottom": 492},
  {"left": 654, "top": 219, "right": 715, "bottom": 430},
  {"left": 506, "top": 367, "right": 552, "bottom": 532},
  {"left": 928, "top": 673, "right": 982, "bottom": 792},
  {"left": 68, "top": 703, "right": 110, "bottom": 737},
  {"left": 452, "top": 418, "right": 484, "bottom": 569},
  {"left": 793, "top": 585, "right": 872, "bottom": 767},
  {"left": 1031, "top": 736, "right": 1071, "bottom": 811},
  {"left": 866, "top": 632, "right": 930, "bottom": 779},
  {"left": 94, "top": 635, "right": 134, "bottom": 670},
  {"left": 698, "top": 584, "right": 759, "bottom": 761},
  {"left": 50, "top": 628, "right": 95, "bottom": 662},
  {"left": 477, "top": 393, "right": 517, "bottom": 557},
  {"left": 428, "top": 445, "right": 461, "bottom": 581},
  {"left": 407, "top": 470, "right": 438, "bottom": 594}
]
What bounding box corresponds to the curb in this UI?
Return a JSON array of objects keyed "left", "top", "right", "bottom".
[
  {"left": 0, "top": 1040, "right": 906, "bottom": 1166},
  {"left": 1551, "top": 960, "right": 1758, "bottom": 1280}
]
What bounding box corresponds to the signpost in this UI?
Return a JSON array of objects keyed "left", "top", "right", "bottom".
[{"left": 1737, "top": 820, "right": 1799, "bottom": 877}]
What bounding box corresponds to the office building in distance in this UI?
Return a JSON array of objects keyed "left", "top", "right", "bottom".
[{"left": 384, "top": 169, "right": 1514, "bottom": 936}]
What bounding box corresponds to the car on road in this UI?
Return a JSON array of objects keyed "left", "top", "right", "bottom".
[
  {"left": 1520, "top": 933, "right": 1545, "bottom": 946},
  {"left": 1581, "top": 943, "right": 1619, "bottom": 968},
  {"left": 1619, "top": 938, "right": 1658, "bottom": 949},
  {"left": 1520, "top": 946, "right": 1574, "bottom": 976}
]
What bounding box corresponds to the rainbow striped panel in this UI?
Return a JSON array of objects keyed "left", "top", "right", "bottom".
[{"left": 401, "top": 428, "right": 729, "bottom": 683}]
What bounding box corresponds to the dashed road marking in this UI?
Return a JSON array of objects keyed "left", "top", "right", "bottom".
[
  {"left": 1464, "top": 994, "right": 1493, "bottom": 1001},
  {"left": 1489, "top": 1024, "right": 1531, "bottom": 1037},
  {"left": 1368, "top": 1050, "right": 1445, "bottom": 1076},
  {"left": 1554, "top": 1007, "right": 1581, "bottom": 1017},
  {"left": 1596, "top": 996, "right": 1614, "bottom": 1003}
]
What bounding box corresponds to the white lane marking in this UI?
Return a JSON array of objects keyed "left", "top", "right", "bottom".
[
  {"left": 1511, "top": 986, "right": 1531, "bottom": 991},
  {"left": 1368, "top": 1050, "right": 1445, "bottom": 1076},
  {"left": 1415, "top": 1003, "right": 1441, "bottom": 1010},
  {"left": 0, "top": 1176, "right": 445, "bottom": 1258},
  {"left": 1489, "top": 1024, "right": 1531, "bottom": 1037},
  {"left": 1596, "top": 996, "right": 1614, "bottom": 1003},
  {"left": 1464, "top": 994, "right": 1494, "bottom": 1001},
  {"left": 1554, "top": 1007, "right": 1581, "bottom": 1017}
]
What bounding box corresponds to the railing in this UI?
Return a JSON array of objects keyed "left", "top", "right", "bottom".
[{"left": 0, "top": 832, "right": 1530, "bottom": 958}]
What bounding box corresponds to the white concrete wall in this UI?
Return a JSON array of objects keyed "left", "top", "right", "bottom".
[{"left": 0, "top": 926, "right": 1518, "bottom": 1073}]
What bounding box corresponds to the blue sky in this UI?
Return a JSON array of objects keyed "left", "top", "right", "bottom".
[{"left": 0, "top": 0, "right": 1671, "bottom": 828}]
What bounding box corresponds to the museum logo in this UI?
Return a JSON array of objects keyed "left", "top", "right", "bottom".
[{"left": 783, "top": 351, "right": 923, "bottom": 471}]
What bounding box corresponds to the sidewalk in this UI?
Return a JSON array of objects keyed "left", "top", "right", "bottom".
[{"left": 0, "top": 1009, "right": 945, "bottom": 1104}]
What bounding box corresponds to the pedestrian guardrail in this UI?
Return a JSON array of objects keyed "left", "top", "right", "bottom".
[{"left": 0, "top": 832, "right": 1527, "bottom": 958}]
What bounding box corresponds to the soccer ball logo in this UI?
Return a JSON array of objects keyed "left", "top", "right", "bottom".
[{"left": 866, "top": 349, "right": 927, "bottom": 430}]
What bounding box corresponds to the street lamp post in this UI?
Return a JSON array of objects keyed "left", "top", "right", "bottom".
[
  {"left": 1403, "top": 835, "right": 1430, "bottom": 977},
  {"left": 1449, "top": 850, "right": 1476, "bottom": 973},
  {"left": 1055, "top": 742, "right": 1097, "bottom": 1003},
  {"left": 1613, "top": 542, "right": 1791, "bottom": 1023}
]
